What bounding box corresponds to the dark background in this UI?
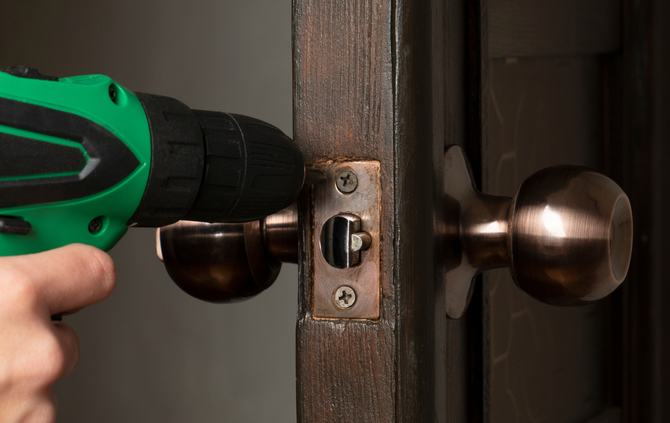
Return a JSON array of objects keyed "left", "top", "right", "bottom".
[{"left": 0, "top": 1, "right": 297, "bottom": 422}]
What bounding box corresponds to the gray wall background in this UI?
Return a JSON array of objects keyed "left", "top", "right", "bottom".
[{"left": 0, "top": 1, "right": 297, "bottom": 421}]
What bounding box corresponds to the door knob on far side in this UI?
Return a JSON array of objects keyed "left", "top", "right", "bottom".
[
  {"left": 443, "top": 145, "right": 633, "bottom": 319},
  {"left": 156, "top": 203, "right": 298, "bottom": 302}
]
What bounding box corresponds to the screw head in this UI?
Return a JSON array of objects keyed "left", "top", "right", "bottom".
[
  {"left": 88, "top": 217, "right": 104, "bottom": 234},
  {"left": 108, "top": 84, "right": 117, "bottom": 102},
  {"left": 334, "top": 285, "right": 356, "bottom": 309},
  {"left": 336, "top": 171, "right": 358, "bottom": 194}
]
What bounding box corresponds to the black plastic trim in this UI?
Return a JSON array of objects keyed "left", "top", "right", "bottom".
[
  {"left": 127, "top": 93, "right": 205, "bottom": 227},
  {"left": 0, "top": 217, "right": 31, "bottom": 235},
  {"left": 0, "top": 98, "right": 140, "bottom": 208}
]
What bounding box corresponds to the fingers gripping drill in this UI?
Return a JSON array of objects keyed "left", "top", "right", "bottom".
[{"left": 0, "top": 66, "right": 306, "bottom": 256}]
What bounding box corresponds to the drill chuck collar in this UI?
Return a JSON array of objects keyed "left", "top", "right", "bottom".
[{"left": 128, "top": 93, "right": 305, "bottom": 227}]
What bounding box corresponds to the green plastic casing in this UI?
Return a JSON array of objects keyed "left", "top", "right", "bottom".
[{"left": 0, "top": 71, "right": 151, "bottom": 255}]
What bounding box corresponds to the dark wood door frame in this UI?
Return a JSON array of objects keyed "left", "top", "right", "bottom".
[{"left": 292, "top": 0, "right": 466, "bottom": 420}]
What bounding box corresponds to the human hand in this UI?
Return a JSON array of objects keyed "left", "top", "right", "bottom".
[{"left": 0, "top": 244, "right": 116, "bottom": 423}]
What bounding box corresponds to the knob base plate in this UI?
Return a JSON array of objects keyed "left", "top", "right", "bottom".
[{"left": 443, "top": 146, "right": 487, "bottom": 319}]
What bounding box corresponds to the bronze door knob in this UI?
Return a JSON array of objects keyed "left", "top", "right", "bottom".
[
  {"left": 443, "top": 145, "right": 633, "bottom": 318},
  {"left": 156, "top": 204, "right": 298, "bottom": 302}
]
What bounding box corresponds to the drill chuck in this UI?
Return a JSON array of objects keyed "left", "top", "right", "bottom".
[{"left": 128, "top": 93, "right": 304, "bottom": 227}]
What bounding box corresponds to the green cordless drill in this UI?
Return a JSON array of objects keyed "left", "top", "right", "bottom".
[{"left": 0, "top": 66, "right": 305, "bottom": 256}]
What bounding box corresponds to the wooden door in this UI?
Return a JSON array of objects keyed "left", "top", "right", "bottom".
[{"left": 292, "top": 0, "right": 668, "bottom": 421}]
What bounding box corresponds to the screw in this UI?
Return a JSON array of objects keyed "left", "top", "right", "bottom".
[
  {"left": 336, "top": 170, "right": 358, "bottom": 194},
  {"left": 334, "top": 285, "right": 356, "bottom": 309},
  {"left": 88, "top": 217, "right": 103, "bottom": 234},
  {"left": 108, "top": 84, "right": 118, "bottom": 103}
]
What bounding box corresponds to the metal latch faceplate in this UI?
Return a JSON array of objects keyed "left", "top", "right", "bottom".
[{"left": 312, "top": 161, "right": 381, "bottom": 320}]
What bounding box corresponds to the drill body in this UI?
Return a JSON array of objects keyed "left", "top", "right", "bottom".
[{"left": 0, "top": 67, "right": 304, "bottom": 256}]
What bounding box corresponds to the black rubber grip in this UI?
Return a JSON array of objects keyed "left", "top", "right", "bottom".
[
  {"left": 129, "top": 93, "right": 304, "bottom": 227},
  {"left": 127, "top": 93, "right": 205, "bottom": 227},
  {"left": 0, "top": 133, "right": 86, "bottom": 178},
  {"left": 184, "top": 111, "right": 304, "bottom": 223}
]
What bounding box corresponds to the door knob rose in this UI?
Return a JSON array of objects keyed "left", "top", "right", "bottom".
[{"left": 443, "top": 145, "right": 633, "bottom": 318}]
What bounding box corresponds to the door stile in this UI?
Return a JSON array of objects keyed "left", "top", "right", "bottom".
[{"left": 293, "top": 0, "right": 458, "bottom": 420}]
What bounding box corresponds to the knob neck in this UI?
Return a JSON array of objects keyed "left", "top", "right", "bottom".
[
  {"left": 157, "top": 204, "right": 298, "bottom": 303},
  {"left": 462, "top": 194, "right": 511, "bottom": 271},
  {"left": 443, "top": 145, "right": 632, "bottom": 318},
  {"left": 261, "top": 203, "right": 299, "bottom": 264}
]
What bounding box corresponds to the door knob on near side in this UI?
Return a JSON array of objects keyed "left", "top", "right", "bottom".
[
  {"left": 156, "top": 204, "right": 298, "bottom": 302},
  {"left": 443, "top": 145, "right": 633, "bottom": 319}
]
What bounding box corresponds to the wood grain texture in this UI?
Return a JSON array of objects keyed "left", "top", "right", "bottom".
[
  {"left": 489, "top": 0, "right": 620, "bottom": 58},
  {"left": 293, "top": 0, "right": 396, "bottom": 420},
  {"left": 293, "top": 0, "right": 449, "bottom": 421}
]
